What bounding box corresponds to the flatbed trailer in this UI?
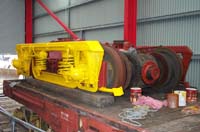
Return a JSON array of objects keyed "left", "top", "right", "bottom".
[{"left": 3, "top": 79, "right": 200, "bottom": 132}]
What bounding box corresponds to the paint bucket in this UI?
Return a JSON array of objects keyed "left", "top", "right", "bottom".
[
  {"left": 174, "top": 90, "right": 186, "bottom": 106},
  {"left": 167, "top": 93, "right": 179, "bottom": 109},
  {"left": 130, "top": 87, "right": 142, "bottom": 103},
  {"left": 186, "top": 88, "right": 198, "bottom": 103}
]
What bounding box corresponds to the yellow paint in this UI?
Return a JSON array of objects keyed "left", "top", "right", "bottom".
[
  {"left": 13, "top": 41, "right": 124, "bottom": 96},
  {"left": 99, "top": 87, "right": 124, "bottom": 96}
]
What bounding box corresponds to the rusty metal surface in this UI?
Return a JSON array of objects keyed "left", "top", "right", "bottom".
[
  {"left": 3, "top": 79, "right": 146, "bottom": 132},
  {"left": 4, "top": 79, "right": 200, "bottom": 132},
  {"left": 111, "top": 45, "right": 192, "bottom": 92},
  {"left": 126, "top": 53, "right": 142, "bottom": 88},
  {"left": 126, "top": 46, "right": 186, "bottom": 93},
  {"left": 102, "top": 45, "right": 126, "bottom": 89},
  {"left": 151, "top": 47, "right": 183, "bottom": 92},
  {"left": 136, "top": 45, "right": 192, "bottom": 83},
  {"left": 119, "top": 53, "right": 133, "bottom": 89}
]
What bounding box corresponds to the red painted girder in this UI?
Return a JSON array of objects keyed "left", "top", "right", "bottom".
[
  {"left": 124, "top": 0, "right": 137, "bottom": 47},
  {"left": 25, "top": 0, "right": 33, "bottom": 43}
]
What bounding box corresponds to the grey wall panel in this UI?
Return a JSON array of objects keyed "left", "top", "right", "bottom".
[
  {"left": 70, "top": 0, "right": 93, "bottom": 5},
  {"left": 186, "top": 60, "right": 200, "bottom": 89},
  {"left": 84, "top": 26, "right": 123, "bottom": 42},
  {"left": 34, "top": 27, "right": 123, "bottom": 43},
  {"left": 34, "top": 34, "right": 69, "bottom": 42},
  {"left": 34, "top": 11, "right": 69, "bottom": 34},
  {"left": 34, "top": 0, "right": 124, "bottom": 41},
  {"left": 138, "top": 0, "right": 200, "bottom": 19},
  {"left": 137, "top": 15, "right": 200, "bottom": 54},
  {"left": 0, "top": 0, "right": 24, "bottom": 54},
  {"left": 34, "top": 31, "right": 82, "bottom": 42},
  {"left": 34, "top": 0, "right": 69, "bottom": 16},
  {"left": 70, "top": 0, "right": 124, "bottom": 29}
]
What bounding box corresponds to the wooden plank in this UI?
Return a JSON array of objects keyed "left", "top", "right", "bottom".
[
  {"left": 22, "top": 78, "right": 115, "bottom": 108},
  {"left": 140, "top": 107, "right": 184, "bottom": 128},
  {"left": 148, "top": 116, "right": 200, "bottom": 132}
]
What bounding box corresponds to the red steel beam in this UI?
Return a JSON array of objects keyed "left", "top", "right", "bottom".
[
  {"left": 124, "top": 0, "right": 137, "bottom": 47},
  {"left": 36, "top": 0, "right": 79, "bottom": 40},
  {"left": 25, "top": 0, "right": 33, "bottom": 43}
]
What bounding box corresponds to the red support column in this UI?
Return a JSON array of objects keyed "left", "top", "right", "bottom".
[
  {"left": 124, "top": 0, "right": 137, "bottom": 47},
  {"left": 25, "top": 0, "right": 33, "bottom": 43}
]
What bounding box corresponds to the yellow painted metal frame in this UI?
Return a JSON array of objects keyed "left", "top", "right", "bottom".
[{"left": 13, "top": 41, "right": 124, "bottom": 96}]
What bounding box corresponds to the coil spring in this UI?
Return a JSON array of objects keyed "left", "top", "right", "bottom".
[
  {"left": 58, "top": 55, "right": 74, "bottom": 73},
  {"left": 35, "top": 57, "right": 47, "bottom": 70}
]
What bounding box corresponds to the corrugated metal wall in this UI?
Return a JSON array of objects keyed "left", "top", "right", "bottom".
[
  {"left": 33, "top": 0, "right": 200, "bottom": 89},
  {"left": 0, "top": 0, "right": 24, "bottom": 54},
  {"left": 33, "top": 0, "right": 124, "bottom": 42},
  {"left": 137, "top": 0, "right": 200, "bottom": 53}
]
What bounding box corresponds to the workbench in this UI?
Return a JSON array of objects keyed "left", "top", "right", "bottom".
[{"left": 3, "top": 79, "right": 200, "bottom": 132}]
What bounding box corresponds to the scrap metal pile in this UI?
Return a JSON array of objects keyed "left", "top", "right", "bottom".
[{"left": 12, "top": 40, "right": 192, "bottom": 96}]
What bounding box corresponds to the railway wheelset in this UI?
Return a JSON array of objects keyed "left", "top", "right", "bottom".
[{"left": 102, "top": 43, "right": 184, "bottom": 94}]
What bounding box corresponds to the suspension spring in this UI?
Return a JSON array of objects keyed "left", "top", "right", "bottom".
[
  {"left": 58, "top": 55, "right": 74, "bottom": 73},
  {"left": 35, "top": 57, "right": 47, "bottom": 71}
]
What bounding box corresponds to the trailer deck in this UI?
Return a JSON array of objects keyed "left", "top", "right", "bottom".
[{"left": 3, "top": 79, "right": 200, "bottom": 132}]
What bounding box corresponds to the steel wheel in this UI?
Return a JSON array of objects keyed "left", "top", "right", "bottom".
[
  {"left": 151, "top": 47, "right": 183, "bottom": 93},
  {"left": 126, "top": 53, "right": 141, "bottom": 87},
  {"left": 102, "top": 44, "right": 126, "bottom": 89},
  {"left": 119, "top": 52, "right": 133, "bottom": 89}
]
